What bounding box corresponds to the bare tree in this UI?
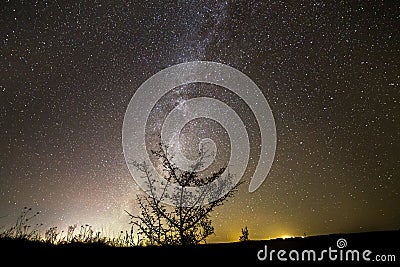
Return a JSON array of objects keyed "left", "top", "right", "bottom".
[{"left": 125, "top": 142, "right": 241, "bottom": 246}]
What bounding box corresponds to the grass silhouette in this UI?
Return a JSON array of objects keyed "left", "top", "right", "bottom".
[
  {"left": 0, "top": 207, "right": 137, "bottom": 247},
  {"left": 1, "top": 207, "right": 398, "bottom": 265}
]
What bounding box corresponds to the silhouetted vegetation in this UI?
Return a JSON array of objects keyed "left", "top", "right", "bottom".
[
  {"left": 239, "top": 226, "right": 250, "bottom": 242},
  {"left": 0, "top": 225, "right": 398, "bottom": 266},
  {"left": 125, "top": 142, "right": 241, "bottom": 245},
  {"left": 0, "top": 207, "right": 137, "bottom": 247},
  {"left": 0, "top": 207, "right": 42, "bottom": 241},
  {"left": 0, "top": 142, "right": 241, "bottom": 247}
]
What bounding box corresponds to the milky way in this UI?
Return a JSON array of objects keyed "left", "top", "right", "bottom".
[{"left": 1, "top": 1, "right": 399, "bottom": 241}]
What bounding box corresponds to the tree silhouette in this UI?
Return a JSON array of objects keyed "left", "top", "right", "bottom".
[
  {"left": 239, "top": 226, "right": 249, "bottom": 242},
  {"left": 126, "top": 142, "right": 241, "bottom": 245}
]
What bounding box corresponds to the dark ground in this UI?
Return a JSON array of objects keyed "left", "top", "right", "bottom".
[{"left": 1, "top": 230, "right": 398, "bottom": 266}]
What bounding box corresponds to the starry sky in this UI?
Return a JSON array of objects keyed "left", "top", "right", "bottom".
[{"left": 1, "top": 1, "right": 399, "bottom": 242}]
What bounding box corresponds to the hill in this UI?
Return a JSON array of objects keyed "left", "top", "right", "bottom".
[{"left": 1, "top": 230, "right": 398, "bottom": 265}]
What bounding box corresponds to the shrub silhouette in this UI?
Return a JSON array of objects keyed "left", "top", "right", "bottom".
[
  {"left": 239, "top": 226, "right": 249, "bottom": 242},
  {"left": 126, "top": 142, "right": 241, "bottom": 246}
]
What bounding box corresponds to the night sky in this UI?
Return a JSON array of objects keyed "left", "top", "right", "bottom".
[{"left": 1, "top": 1, "right": 399, "bottom": 242}]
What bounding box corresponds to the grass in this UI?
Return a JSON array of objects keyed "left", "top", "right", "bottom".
[{"left": 0, "top": 207, "right": 138, "bottom": 247}]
